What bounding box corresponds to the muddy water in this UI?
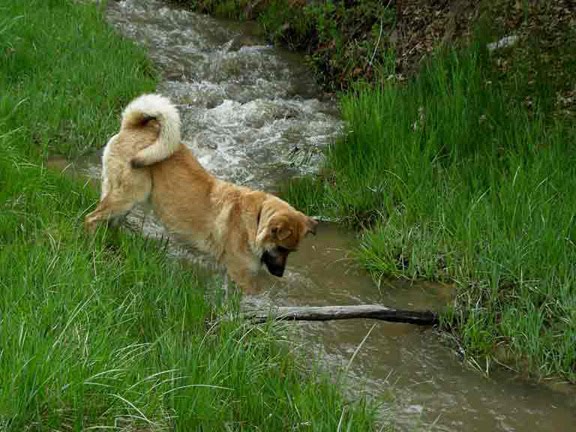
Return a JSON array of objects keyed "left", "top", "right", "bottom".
[{"left": 73, "top": 0, "right": 576, "bottom": 429}]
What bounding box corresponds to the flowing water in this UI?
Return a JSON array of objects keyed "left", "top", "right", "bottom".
[{"left": 67, "top": 0, "right": 576, "bottom": 429}]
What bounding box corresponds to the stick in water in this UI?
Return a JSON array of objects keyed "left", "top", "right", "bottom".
[{"left": 248, "top": 304, "right": 439, "bottom": 326}]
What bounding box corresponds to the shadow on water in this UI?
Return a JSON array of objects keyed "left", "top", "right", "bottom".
[{"left": 55, "top": 0, "right": 576, "bottom": 430}]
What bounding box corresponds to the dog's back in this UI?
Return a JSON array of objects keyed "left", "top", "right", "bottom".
[{"left": 148, "top": 145, "right": 265, "bottom": 261}]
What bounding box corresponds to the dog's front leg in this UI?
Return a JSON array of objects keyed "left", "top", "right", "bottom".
[
  {"left": 230, "top": 270, "right": 259, "bottom": 295},
  {"left": 225, "top": 259, "right": 259, "bottom": 295}
]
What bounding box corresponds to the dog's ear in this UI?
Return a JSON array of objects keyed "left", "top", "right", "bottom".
[
  {"left": 255, "top": 204, "right": 293, "bottom": 243},
  {"left": 303, "top": 216, "right": 318, "bottom": 236},
  {"left": 271, "top": 223, "right": 292, "bottom": 241}
]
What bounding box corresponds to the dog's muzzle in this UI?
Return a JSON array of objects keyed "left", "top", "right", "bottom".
[{"left": 261, "top": 250, "right": 287, "bottom": 277}]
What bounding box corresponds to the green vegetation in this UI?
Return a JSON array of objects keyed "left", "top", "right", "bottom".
[
  {"left": 0, "top": 0, "right": 374, "bottom": 429},
  {"left": 180, "top": 0, "right": 394, "bottom": 89},
  {"left": 286, "top": 26, "right": 576, "bottom": 380}
]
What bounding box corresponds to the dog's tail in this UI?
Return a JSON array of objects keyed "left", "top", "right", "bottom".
[{"left": 121, "top": 93, "right": 181, "bottom": 168}]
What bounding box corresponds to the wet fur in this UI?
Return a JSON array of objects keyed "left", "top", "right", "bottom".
[{"left": 85, "top": 94, "right": 317, "bottom": 293}]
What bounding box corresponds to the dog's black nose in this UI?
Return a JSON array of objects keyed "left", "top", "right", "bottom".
[
  {"left": 261, "top": 251, "right": 286, "bottom": 278},
  {"left": 268, "top": 265, "right": 285, "bottom": 277}
]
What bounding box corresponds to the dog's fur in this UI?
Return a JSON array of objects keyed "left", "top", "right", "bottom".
[{"left": 85, "top": 94, "right": 317, "bottom": 293}]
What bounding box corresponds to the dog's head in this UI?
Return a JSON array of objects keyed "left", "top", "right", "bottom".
[{"left": 256, "top": 199, "right": 317, "bottom": 278}]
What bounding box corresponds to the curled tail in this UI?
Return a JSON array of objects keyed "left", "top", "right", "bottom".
[{"left": 121, "top": 93, "right": 181, "bottom": 168}]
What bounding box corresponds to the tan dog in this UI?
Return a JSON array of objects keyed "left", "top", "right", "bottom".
[{"left": 85, "top": 94, "right": 317, "bottom": 293}]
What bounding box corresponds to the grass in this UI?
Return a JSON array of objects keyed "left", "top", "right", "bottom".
[
  {"left": 0, "top": 0, "right": 157, "bottom": 158},
  {"left": 285, "top": 34, "right": 576, "bottom": 381},
  {"left": 0, "top": 0, "right": 375, "bottom": 429}
]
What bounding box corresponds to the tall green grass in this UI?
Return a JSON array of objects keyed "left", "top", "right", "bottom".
[
  {"left": 0, "top": 0, "right": 375, "bottom": 429},
  {"left": 286, "top": 41, "right": 576, "bottom": 381},
  {"left": 0, "top": 0, "right": 157, "bottom": 158}
]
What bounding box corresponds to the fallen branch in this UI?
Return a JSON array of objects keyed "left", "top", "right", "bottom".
[{"left": 247, "top": 305, "right": 439, "bottom": 326}]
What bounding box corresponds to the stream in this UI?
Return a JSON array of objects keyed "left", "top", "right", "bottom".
[{"left": 69, "top": 1, "right": 576, "bottom": 429}]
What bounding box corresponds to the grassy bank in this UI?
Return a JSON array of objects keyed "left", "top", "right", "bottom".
[
  {"left": 286, "top": 24, "right": 576, "bottom": 380},
  {"left": 0, "top": 0, "right": 375, "bottom": 429},
  {"left": 179, "top": 0, "right": 396, "bottom": 89}
]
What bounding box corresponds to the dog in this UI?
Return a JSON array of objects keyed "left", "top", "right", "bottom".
[{"left": 85, "top": 94, "right": 317, "bottom": 293}]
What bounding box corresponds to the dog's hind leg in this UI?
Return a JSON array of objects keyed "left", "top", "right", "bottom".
[
  {"left": 222, "top": 272, "right": 229, "bottom": 301},
  {"left": 86, "top": 167, "right": 151, "bottom": 232},
  {"left": 84, "top": 189, "right": 144, "bottom": 232}
]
